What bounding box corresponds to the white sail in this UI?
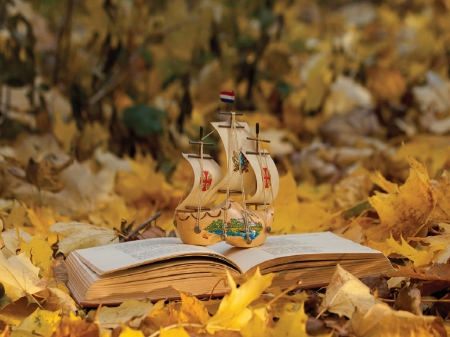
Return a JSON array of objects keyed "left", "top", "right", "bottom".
[
  {"left": 244, "top": 149, "right": 279, "bottom": 205},
  {"left": 204, "top": 121, "right": 257, "bottom": 198},
  {"left": 176, "top": 153, "right": 224, "bottom": 210}
]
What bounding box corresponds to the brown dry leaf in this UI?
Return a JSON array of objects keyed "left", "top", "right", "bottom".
[
  {"left": 393, "top": 285, "right": 422, "bottom": 316},
  {"left": 139, "top": 226, "right": 166, "bottom": 240},
  {"left": 391, "top": 264, "right": 450, "bottom": 281},
  {"left": 14, "top": 160, "right": 116, "bottom": 218},
  {"left": 0, "top": 297, "right": 38, "bottom": 326},
  {"left": 351, "top": 303, "right": 445, "bottom": 337},
  {"left": 366, "top": 156, "right": 436, "bottom": 242},
  {"left": 5, "top": 155, "right": 74, "bottom": 193},
  {"left": 319, "top": 264, "right": 376, "bottom": 318},
  {"left": 366, "top": 67, "right": 406, "bottom": 103}
]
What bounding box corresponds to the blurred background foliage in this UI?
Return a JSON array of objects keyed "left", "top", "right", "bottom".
[{"left": 1, "top": 0, "right": 450, "bottom": 185}]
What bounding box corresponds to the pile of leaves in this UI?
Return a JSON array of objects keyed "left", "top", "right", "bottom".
[{"left": 1, "top": 0, "right": 450, "bottom": 335}]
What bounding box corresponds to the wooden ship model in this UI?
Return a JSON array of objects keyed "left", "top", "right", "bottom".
[{"left": 173, "top": 91, "right": 279, "bottom": 247}]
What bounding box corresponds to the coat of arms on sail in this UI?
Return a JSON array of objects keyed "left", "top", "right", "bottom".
[
  {"left": 201, "top": 171, "right": 212, "bottom": 191},
  {"left": 232, "top": 150, "right": 249, "bottom": 173}
]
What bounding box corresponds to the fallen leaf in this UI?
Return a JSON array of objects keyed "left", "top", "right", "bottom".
[
  {"left": 205, "top": 268, "right": 275, "bottom": 334},
  {"left": 95, "top": 299, "right": 154, "bottom": 331},
  {"left": 0, "top": 297, "right": 38, "bottom": 326},
  {"left": 391, "top": 264, "right": 450, "bottom": 281},
  {"left": 431, "top": 171, "right": 450, "bottom": 223},
  {"left": 11, "top": 308, "right": 60, "bottom": 337},
  {"left": 366, "top": 67, "right": 406, "bottom": 103},
  {"left": 52, "top": 311, "right": 100, "bottom": 337},
  {"left": 43, "top": 284, "right": 78, "bottom": 315},
  {"left": 274, "top": 172, "right": 335, "bottom": 233},
  {"left": 0, "top": 253, "right": 46, "bottom": 302},
  {"left": 386, "top": 234, "right": 446, "bottom": 267},
  {"left": 50, "top": 222, "right": 118, "bottom": 256},
  {"left": 366, "top": 156, "right": 436, "bottom": 242},
  {"left": 178, "top": 290, "right": 210, "bottom": 324},
  {"left": 19, "top": 234, "right": 54, "bottom": 279},
  {"left": 393, "top": 285, "right": 422, "bottom": 316},
  {"left": 5, "top": 155, "right": 74, "bottom": 193},
  {"left": 319, "top": 264, "right": 376, "bottom": 318},
  {"left": 351, "top": 303, "right": 445, "bottom": 337}
]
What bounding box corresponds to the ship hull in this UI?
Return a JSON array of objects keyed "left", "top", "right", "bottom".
[{"left": 174, "top": 199, "right": 273, "bottom": 247}]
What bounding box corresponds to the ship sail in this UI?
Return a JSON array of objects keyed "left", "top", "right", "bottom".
[
  {"left": 243, "top": 149, "right": 279, "bottom": 205},
  {"left": 206, "top": 120, "right": 257, "bottom": 196},
  {"left": 176, "top": 153, "right": 224, "bottom": 211}
]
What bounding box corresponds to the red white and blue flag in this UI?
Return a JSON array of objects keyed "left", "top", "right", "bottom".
[{"left": 220, "top": 91, "right": 235, "bottom": 104}]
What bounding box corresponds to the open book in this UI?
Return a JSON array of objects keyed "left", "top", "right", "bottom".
[{"left": 66, "top": 232, "right": 392, "bottom": 307}]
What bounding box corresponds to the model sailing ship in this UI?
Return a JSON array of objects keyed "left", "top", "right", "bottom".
[{"left": 174, "top": 91, "right": 279, "bottom": 247}]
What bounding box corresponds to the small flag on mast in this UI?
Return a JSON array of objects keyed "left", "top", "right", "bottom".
[{"left": 220, "top": 91, "right": 235, "bottom": 104}]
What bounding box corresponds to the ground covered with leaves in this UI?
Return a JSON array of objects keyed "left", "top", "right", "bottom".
[{"left": 1, "top": 0, "right": 450, "bottom": 335}]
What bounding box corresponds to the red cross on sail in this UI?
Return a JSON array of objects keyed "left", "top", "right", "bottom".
[
  {"left": 263, "top": 167, "right": 271, "bottom": 188},
  {"left": 202, "top": 171, "right": 213, "bottom": 191}
]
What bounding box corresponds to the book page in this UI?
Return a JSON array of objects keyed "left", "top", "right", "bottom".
[
  {"left": 73, "top": 237, "right": 230, "bottom": 275},
  {"left": 209, "top": 232, "right": 384, "bottom": 274}
]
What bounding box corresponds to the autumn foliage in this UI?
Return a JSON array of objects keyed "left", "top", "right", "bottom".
[{"left": 2, "top": 0, "right": 450, "bottom": 335}]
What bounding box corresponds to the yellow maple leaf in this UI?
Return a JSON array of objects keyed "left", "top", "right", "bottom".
[
  {"left": 370, "top": 170, "right": 399, "bottom": 194},
  {"left": 0, "top": 253, "right": 46, "bottom": 302},
  {"left": 393, "top": 135, "right": 450, "bottom": 179},
  {"left": 12, "top": 308, "right": 60, "bottom": 336},
  {"left": 115, "top": 155, "right": 173, "bottom": 208},
  {"left": 23, "top": 204, "right": 58, "bottom": 244},
  {"left": 367, "top": 156, "right": 436, "bottom": 242},
  {"left": 243, "top": 303, "right": 312, "bottom": 337},
  {"left": 319, "top": 264, "right": 376, "bottom": 318},
  {"left": 205, "top": 268, "right": 275, "bottom": 334},
  {"left": 20, "top": 234, "right": 54, "bottom": 279},
  {"left": 386, "top": 234, "right": 447, "bottom": 267},
  {"left": 52, "top": 110, "right": 78, "bottom": 153},
  {"left": 274, "top": 172, "right": 335, "bottom": 233},
  {"left": 270, "top": 302, "right": 309, "bottom": 337},
  {"left": 179, "top": 290, "right": 210, "bottom": 324},
  {"left": 52, "top": 311, "right": 100, "bottom": 337}
]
